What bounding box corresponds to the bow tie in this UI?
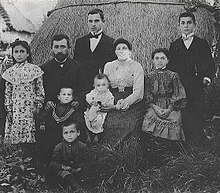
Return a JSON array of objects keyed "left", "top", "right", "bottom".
[
  {"left": 182, "top": 34, "right": 194, "bottom": 41},
  {"left": 89, "top": 32, "right": 102, "bottom": 39}
]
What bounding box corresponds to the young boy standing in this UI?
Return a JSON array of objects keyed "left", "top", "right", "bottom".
[
  {"left": 50, "top": 121, "right": 87, "bottom": 191},
  {"left": 168, "top": 12, "right": 215, "bottom": 145}
]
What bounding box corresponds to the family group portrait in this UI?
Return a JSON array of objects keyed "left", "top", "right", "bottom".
[{"left": 1, "top": 0, "right": 220, "bottom": 192}]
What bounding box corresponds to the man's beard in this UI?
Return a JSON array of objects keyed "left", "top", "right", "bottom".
[{"left": 54, "top": 53, "right": 68, "bottom": 62}]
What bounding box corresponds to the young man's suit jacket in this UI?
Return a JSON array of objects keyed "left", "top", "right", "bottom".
[
  {"left": 168, "top": 36, "right": 215, "bottom": 94},
  {"left": 74, "top": 33, "right": 116, "bottom": 89}
]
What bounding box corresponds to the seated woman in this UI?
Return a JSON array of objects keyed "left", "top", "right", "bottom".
[
  {"left": 142, "top": 48, "right": 186, "bottom": 152},
  {"left": 102, "top": 38, "right": 145, "bottom": 169}
]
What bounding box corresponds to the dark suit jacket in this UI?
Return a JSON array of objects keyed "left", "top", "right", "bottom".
[
  {"left": 74, "top": 33, "right": 116, "bottom": 89},
  {"left": 168, "top": 36, "right": 215, "bottom": 93},
  {"left": 41, "top": 58, "right": 88, "bottom": 105}
]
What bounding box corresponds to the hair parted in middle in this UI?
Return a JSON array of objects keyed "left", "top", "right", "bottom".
[
  {"left": 113, "top": 38, "right": 132, "bottom": 51},
  {"left": 151, "top": 48, "right": 170, "bottom": 60},
  {"left": 10, "top": 38, "right": 32, "bottom": 63}
]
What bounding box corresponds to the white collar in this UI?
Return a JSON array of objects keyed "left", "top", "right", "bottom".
[
  {"left": 182, "top": 32, "right": 194, "bottom": 40},
  {"left": 91, "top": 29, "right": 103, "bottom": 36},
  {"left": 54, "top": 57, "right": 68, "bottom": 64}
]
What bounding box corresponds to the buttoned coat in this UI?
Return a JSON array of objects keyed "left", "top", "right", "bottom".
[
  {"left": 168, "top": 36, "right": 215, "bottom": 94},
  {"left": 74, "top": 33, "right": 116, "bottom": 89}
]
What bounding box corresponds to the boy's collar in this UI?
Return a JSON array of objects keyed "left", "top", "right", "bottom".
[
  {"left": 182, "top": 32, "right": 194, "bottom": 40},
  {"left": 64, "top": 139, "right": 78, "bottom": 144}
]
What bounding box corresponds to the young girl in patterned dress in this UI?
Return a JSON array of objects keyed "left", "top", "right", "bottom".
[{"left": 2, "top": 39, "right": 44, "bottom": 159}]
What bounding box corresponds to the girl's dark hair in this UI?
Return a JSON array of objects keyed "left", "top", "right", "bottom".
[
  {"left": 113, "top": 38, "right": 132, "bottom": 51},
  {"left": 151, "top": 48, "right": 170, "bottom": 60},
  {"left": 10, "top": 39, "right": 32, "bottom": 63}
]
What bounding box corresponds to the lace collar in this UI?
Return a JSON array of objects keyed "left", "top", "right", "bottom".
[{"left": 2, "top": 62, "right": 43, "bottom": 85}]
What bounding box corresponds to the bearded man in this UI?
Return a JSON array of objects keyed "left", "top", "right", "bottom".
[
  {"left": 39, "top": 34, "right": 88, "bottom": 162},
  {"left": 41, "top": 34, "right": 88, "bottom": 105}
]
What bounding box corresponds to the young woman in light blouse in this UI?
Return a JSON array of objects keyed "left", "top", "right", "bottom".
[{"left": 102, "top": 38, "right": 145, "bottom": 169}]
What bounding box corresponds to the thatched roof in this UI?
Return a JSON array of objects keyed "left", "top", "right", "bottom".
[
  {"left": 0, "top": 0, "right": 36, "bottom": 34},
  {"left": 31, "top": 0, "right": 216, "bottom": 71}
]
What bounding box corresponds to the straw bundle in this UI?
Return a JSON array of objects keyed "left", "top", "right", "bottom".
[{"left": 30, "top": 0, "right": 215, "bottom": 72}]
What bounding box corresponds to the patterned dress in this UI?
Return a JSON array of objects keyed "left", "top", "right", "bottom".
[
  {"left": 103, "top": 59, "right": 145, "bottom": 169},
  {"left": 2, "top": 62, "right": 44, "bottom": 144},
  {"left": 142, "top": 69, "right": 186, "bottom": 141}
]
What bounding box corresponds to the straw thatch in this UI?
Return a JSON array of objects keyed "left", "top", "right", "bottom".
[
  {"left": 0, "top": 1, "right": 36, "bottom": 34},
  {"left": 31, "top": 0, "right": 216, "bottom": 72},
  {"left": 0, "top": 1, "right": 36, "bottom": 44}
]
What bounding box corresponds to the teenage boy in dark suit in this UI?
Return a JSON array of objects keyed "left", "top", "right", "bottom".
[{"left": 168, "top": 12, "right": 215, "bottom": 145}]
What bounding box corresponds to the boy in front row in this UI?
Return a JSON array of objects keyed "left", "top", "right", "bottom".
[
  {"left": 168, "top": 12, "right": 215, "bottom": 145},
  {"left": 50, "top": 121, "right": 87, "bottom": 191},
  {"left": 37, "top": 86, "right": 81, "bottom": 165}
]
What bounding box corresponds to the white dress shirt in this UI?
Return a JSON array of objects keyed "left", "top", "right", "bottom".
[
  {"left": 182, "top": 33, "right": 211, "bottom": 83},
  {"left": 182, "top": 32, "right": 194, "bottom": 49},
  {"left": 90, "top": 30, "right": 103, "bottom": 52}
]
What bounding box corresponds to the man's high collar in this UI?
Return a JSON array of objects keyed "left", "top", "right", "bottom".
[
  {"left": 90, "top": 29, "right": 103, "bottom": 36},
  {"left": 54, "top": 57, "right": 68, "bottom": 64}
]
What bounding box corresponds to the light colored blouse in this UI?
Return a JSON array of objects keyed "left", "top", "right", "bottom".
[{"left": 104, "top": 59, "right": 144, "bottom": 106}]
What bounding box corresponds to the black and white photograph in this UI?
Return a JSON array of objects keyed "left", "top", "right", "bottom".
[{"left": 1, "top": 0, "right": 220, "bottom": 192}]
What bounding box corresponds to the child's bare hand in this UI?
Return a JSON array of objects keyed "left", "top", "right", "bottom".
[
  {"left": 45, "top": 101, "right": 54, "bottom": 111},
  {"left": 71, "top": 101, "right": 79, "bottom": 108},
  {"left": 71, "top": 167, "right": 82, "bottom": 173},
  {"left": 62, "top": 166, "right": 71, "bottom": 171}
]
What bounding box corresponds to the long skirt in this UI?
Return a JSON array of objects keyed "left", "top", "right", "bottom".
[
  {"left": 142, "top": 108, "right": 185, "bottom": 141},
  {"left": 101, "top": 88, "right": 145, "bottom": 170}
]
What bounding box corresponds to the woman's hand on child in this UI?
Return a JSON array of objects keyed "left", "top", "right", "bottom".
[
  {"left": 115, "top": 99, "right": 123, "bottom": 110},
  {"left": 121, "top": 100, "right": 129, "bottom": 111}
]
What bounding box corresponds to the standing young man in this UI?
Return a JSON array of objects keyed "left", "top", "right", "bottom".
[
  {"left": 74, "top": 9, "right": 116, "bottom": 89},
  {"left": 168, "top": 12, "right": 215, "bottom": 145}
]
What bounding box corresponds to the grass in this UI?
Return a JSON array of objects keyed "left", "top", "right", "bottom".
[{"left": 1, "top": 120, "right": 220, "bottom": 193}]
